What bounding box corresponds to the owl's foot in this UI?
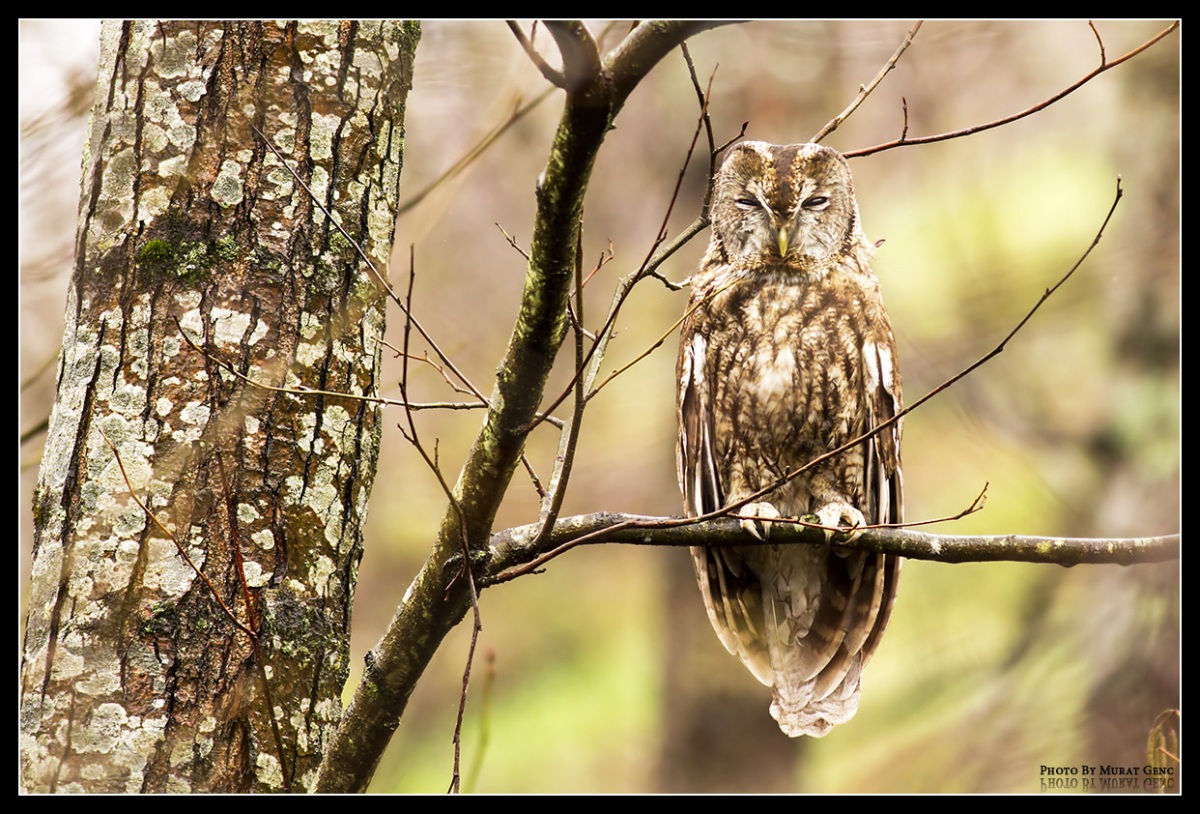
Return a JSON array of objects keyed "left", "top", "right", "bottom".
[
  {"left": 815, "top": 502, "right": 866, "bottom": 543},
  {"left": 736, "top": 501, "right": 781, "bottom": 541}
]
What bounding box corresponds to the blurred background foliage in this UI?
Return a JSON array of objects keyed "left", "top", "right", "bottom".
[{"left": 20, "top": 20, "right": 1178, "bottom": 793}]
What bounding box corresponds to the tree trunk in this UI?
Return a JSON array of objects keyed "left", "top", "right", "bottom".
[{"left": 19, "top": 20, "right": 418, "bottom": 793}]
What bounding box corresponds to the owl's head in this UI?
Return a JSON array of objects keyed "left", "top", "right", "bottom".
[{"left": 710, "top": 141, "right": 865, "bottom": 269}]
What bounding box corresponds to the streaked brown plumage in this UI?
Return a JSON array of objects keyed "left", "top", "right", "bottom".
[{"left": 676, "top": 141, "right": 903, "bottom": 737}]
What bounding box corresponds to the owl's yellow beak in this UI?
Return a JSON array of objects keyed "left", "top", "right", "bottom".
[{"left": 778, "top": 228, "right": 790, "bottom": 257}]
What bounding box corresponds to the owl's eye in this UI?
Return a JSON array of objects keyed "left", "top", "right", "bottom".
[
  {"left": 802, "top": 196, "right": 830, "bottom": 210},
  {"left": 734, "top": 198, "right": 759, "bottom": 209}
]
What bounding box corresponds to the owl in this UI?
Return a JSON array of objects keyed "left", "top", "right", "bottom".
[{"left": 676, "top": 141, "right": 903, "bottom": 737}]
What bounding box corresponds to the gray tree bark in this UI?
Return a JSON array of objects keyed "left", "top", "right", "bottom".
[{"left": 19, "top": 20, "right": 418, "bottom": 793}]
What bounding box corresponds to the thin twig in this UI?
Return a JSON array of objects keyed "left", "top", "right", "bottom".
[
  {"left": 495, "top": 222, "right": 531, "bottom": 261},
  {"left": 520, "top": 454, "right": 547, "bottom": 500},
  {"left": 577, "top": 241, "right": 614, "bottom": 292},
  {"left": 398, "top": 87, "right": 556, "bottom": 217},
  {"left": 531, "top": 219, "right": 589, "bottom": 547},
  {"left": 846, "top": 21, "right": 1179, "bottom": 158},
  {"left": 380, "top": 339, "right": 478, "bottom": 399},
  {"left": 810, "top": 20, "right": 923, "bottom": 144},
  {"left": 98, "top": 431, "right": 252, "bottom": 638},
  {"left": 682, "top": 43, "right": 719, "bottom": 221},
  {"left": 1088, "top": 20, "right": 1106, "bottom": 64},
  {"left": 715, "top": 122, "right": 749, "bottom": 157},
  {"left": 177, "top": 321, "right": 546, "bottom": 420},
  {"left": 522, "top": 58, "right": 720, "bottom": 433},
  {"left": 734, "top": 481, "right": 988, "bottom": 536},
  {"left": 507, "top": 21, "right": 567, "bottom": 88},
  {"left": 393, "top": 250, "right": 481, "bottom": 796},
  {"left": 587, "top": 272, "right": 741, "bottom": 401},
  {"left": 462, "top": 647, "right": 496, "bottom": 793},
  {"left": 252, "top": 124, "right": 484, "bottom": 407}
]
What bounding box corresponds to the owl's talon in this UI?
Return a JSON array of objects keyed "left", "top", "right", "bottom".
[
  {"left": 737, "top": 501, "right": 781, "bottom": 541},
  {"left": 816, "top": 502, "right": 866, "bottom": 543}
]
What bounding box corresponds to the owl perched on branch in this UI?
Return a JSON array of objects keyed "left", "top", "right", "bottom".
[{"left": 676, "top": 141, "right": 903, "bottom": 737}]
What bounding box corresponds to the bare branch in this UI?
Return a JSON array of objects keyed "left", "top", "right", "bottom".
[
  {"left": 578, "top": 241, "right": 614, "bottom": 292},
  {"left": 398, "top": 86, "right": 556, "bottom": 217},
  {"left": 682, "top": 43, "right": 718, "bottom": 216},
  {"left": 1088, "top": 19, "right": 1107, "bottom": 64},
  {"left": 532, "top": 220, "right": 589, "bottom": 548},
  {"left": 846, "top": 21, "right": 1179, "bottom": 158},
  {"left": 525, "top": 56, "right": 722, "bottom": 431},
  {"left": 544, "top": 20, "right": 600, "bottom": 90},
  {"left": 587, "top": 271, "right": 740, "bottom": 400},
  {"left": 486, "top": 512, "right": 1179, "bottom": 584},
  {"left": 393, "top": 249, "right": 481, "bottom": 795},
  {"left": 507, "top": 21, "right": 567, "bottom": 88},
  {"left": 521, "top": 453, "right": 548, "bottom": 500},
  {"left": 252, "top": 125, "right": 485, "bottom": 406},
  {"left": 463, "top": 647, "right": 497, "bottom": 793},
  {"left": 98, "top": 431, "right": 253, "bottom": 639},
  {"left": 810, "top": 20, "right": 922, "bottom": 144},
  {"left": 604, "top": 22, "right": 736, "bottom": 105},
  {"left": 179, "top": 321, "right": 564, "bottom": 423},
  {"left": 495, "top": 222, "right": 531, "bottom": 260}
]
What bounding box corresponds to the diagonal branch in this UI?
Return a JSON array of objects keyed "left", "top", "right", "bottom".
[
  {"left": 315, "top": 20, "right": 731, "bottom": 794},
  {"left": 507, "top": 20, "right": 567, "bottom": 88},
  {"left": 846, "top": 20, "right": 1179, "bottom": 158},
  {"left": 810, "top": 20, "right": 923, "bottom": 144},
  {"left": 398, "top": 86, "right": 556, "bottom": 216},
  {"left": 695, "top": 177, "right": 1126, "bottom": 531}
]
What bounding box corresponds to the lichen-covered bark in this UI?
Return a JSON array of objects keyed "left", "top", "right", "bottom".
[{"left": 20, "top": 20, "right": 418, "bottom": 793}]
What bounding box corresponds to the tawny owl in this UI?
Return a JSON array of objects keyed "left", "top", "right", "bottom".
[{"left": 676, "top": 141, "right": 903, "bottom": 737}]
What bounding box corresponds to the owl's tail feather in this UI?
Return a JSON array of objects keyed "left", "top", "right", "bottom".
[
  {"left": 768, "top": 655, "right": 863, "bottom": 738},
  {"left": 764, "top": 596, "right": 866, "bottom": 738},
  {"left": 762, "top": 548, "right": 894, "bottom": 737}
]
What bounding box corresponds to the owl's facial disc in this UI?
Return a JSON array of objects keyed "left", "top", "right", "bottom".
[{"left": 715, "top": 141, "right": 859, "bottom": 267}]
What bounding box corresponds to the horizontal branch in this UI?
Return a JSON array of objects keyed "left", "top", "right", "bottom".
[{"left": 486, "top": 512, "right": 1179, "bottom": 583}]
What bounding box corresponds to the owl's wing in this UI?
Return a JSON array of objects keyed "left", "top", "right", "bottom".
[
  {"left": 678, "top": 329, "right": 775, "bottom": 686},
  {"left": 677, "top": 331, "right": 722, "bottom": 518},
  {"left": 855, "top": 334, "right": 904, "bottom": 662}
]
